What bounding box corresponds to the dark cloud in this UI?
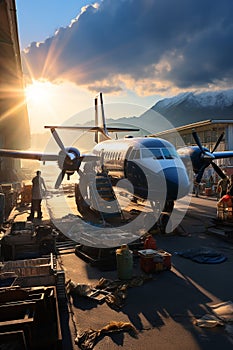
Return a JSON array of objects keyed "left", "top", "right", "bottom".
[{"left": 22, "top": 0, "right": 233, "bottom": 92}]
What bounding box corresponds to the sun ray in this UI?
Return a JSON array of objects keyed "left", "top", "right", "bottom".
[{"left": 0, "top": 85, "right": 27, "bottom": 122}]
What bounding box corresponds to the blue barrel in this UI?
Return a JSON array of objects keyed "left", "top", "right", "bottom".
[
  {"left": 0, "top": 193, "right": 5, "bottom": 224},
  {"left": 116, "top": 244, "right": 133, "bottom": 280}
]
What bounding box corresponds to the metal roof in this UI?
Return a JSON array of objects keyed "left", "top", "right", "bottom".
[{"left": 153, "top": 119, "right": 233, "bottom": 136}]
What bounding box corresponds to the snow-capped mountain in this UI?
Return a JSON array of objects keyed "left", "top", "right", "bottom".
[
  {"left": 155, "top": 90, "right": 233, "bottom": 109},
  {"left": 149, "top": 89, "right": 233, "bottom": 130},
  {"left": 108, "top": 89, "right": 233, "bottom": 134},
  {"left": 101, "top": 89, "right": 233, "bottom": 136}
]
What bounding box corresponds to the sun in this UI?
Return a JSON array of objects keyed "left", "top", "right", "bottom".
[
  {"left": 25, "top": 80, "right": 53, "bottom": 105},
  {"left": 25, "top": 79, "right": 58, "bottom": 133}
]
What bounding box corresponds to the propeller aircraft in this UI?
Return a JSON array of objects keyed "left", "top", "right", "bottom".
[{"left": 0, "top": 92, "right": 232, "bottom": 232}]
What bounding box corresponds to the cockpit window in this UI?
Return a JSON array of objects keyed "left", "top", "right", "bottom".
[
  {"left": 141, "top": 148, "right": 163, "bottom": 159},
  {"left": 140, "top": 147, "right": 178, "bottom": 159},
  {"left": 162, "top": 147, "right": 178, "bottom": 159}
]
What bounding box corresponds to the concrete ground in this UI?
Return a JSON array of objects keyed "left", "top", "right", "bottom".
[
  {"left": 58, "top": 194, "right": 233, "bottom": 350},
  {"left": 7, "top": 191, "right": 233, "bottom": 350}
]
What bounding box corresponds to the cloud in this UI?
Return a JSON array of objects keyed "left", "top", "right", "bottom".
[{"left": 22, "top": 0, "right": 233, "bottom": 95}]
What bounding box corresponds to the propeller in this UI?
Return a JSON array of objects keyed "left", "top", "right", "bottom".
[
  {"left": 211, "top": 132, "right": 224, "bottom": 153},
  {"left": 49, "top": 128, "right": 82, "bottom": 188},
  {"left": 55, "top": 170, "right": 66, "bottom": 189},
  {"left": 50, "top": 128, "right": 73, "bottom": 160},
  {"left": 211, "top": 161, "right": 226, "bottom": 179},
  {"left": 49, "top": 127, "right": 98, "bottom": 188},
  {"left": 192, "top": 130, "right": 226, "bottom": 183}
]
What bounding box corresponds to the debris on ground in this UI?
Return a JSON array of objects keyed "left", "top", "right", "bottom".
[
  {"left": 194, "top": 314, "right": 224, "bottom": 328},
  {"left": 75, "top": 321, "right": 138, "bottom": 350},
  {"left": 210, "top": 301, "right": 233, "bottom": 322},
  {"left": 194, "top": 300, "right": 233, "bottom": 328},
  {"left": 66, "top": 279, "right": 92, "bottom": 297},
  {"left": 66, "top": 275, "right": 152, "bottom": 309}
]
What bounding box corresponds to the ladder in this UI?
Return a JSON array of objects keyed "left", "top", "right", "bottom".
[{"left": 89, "top": 172, "right": 123, "bottom": 223}]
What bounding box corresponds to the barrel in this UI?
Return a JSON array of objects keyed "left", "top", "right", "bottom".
[
  {"left": 0, "top": 193, "right": 5, "bottom": 224},
  {"left": 116, "top": 244, "right": 133, "bottom": 280}
]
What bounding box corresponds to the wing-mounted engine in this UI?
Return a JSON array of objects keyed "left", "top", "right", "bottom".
[
  {"left": 56, "top": 147, "right": 82, "bottom": 187},
  {"left": 57, "top": 147, "right": 81, "bottom": 172},
  {"left": 178, "top": 130, "right": 226, "bottom": 184},
  {"left": 48, "top": 127, "right": 98, "bottom": 189}
]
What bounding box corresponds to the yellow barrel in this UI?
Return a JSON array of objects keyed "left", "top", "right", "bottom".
[{"left": 116, "top": 244, "right": 133, "bottom": 280}]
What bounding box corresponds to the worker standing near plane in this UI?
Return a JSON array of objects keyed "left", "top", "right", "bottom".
[
  {"left": 217, "top": 190, "right": 233, "bottom": 220},
  {"left": 27, "top": 170, "right": 47, "bottom": 221},
  {"left": 216, "top": 175, "right": 229, "bottom": 199}
]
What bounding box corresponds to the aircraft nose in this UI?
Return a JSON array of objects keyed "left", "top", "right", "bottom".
[{"left": 162, "top": 167, "right": 191, "bottom": 200}]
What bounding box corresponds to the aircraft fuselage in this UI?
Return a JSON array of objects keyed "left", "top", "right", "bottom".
[{"left": 93, "top": 137, "right": 191, "bottom": 202}]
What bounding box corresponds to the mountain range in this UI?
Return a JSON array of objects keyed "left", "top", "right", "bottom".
[
  {"left": 31, "top": 89, "right": 233, "bottom": 150},
  {"left": 109, "top": 89, "right": 233, "bottom": 134},
  {"left": 151, "top": 89, "right": 233, "bottom": 129}
]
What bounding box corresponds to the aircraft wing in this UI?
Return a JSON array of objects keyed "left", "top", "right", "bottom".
[
  {"left": 213, "top": 151, "right": 233, "bottom": 159},
  {"left": 44, "top": 126, "right": 139, "bottom": 132},
  {"left": 0, "top": 149, "right": 58, "bottom": 161},
  {"left": 79, "top": 153, "right": 100, "bottom": 161}
]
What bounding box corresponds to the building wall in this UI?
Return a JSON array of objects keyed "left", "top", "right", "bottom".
[{"left": 0, "top": 0, "right": 30, "bottom": 182}]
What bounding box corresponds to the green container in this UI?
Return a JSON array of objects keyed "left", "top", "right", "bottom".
[{"left": 116, "top": 244, "right": 133, "bottom": 280}]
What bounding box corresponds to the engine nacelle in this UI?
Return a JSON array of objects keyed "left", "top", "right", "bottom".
[
  {"left": 177, "top": 146, "right": 212, "bottom": 174},
  {"left": 57, "top": 147, "right": 81, "bottom": 173}
]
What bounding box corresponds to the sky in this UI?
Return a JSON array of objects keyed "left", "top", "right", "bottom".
[{"left": 15, "top": 0, "right": 233, "bottom": 133}]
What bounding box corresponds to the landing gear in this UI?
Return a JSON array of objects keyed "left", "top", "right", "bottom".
[
  {"left": 158, "top": 213, "right": 170, "bottom": 235},
  {"left": 150, "top": 200, "right": 174, "bottom": 235}
]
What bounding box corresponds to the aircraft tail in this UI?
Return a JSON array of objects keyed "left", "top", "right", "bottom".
[
  {"left": 45, "top": 92, "right": 139, "bottom": 144},
  {"left": 94, "top": 92, "right": 111, "bottom": 143}
]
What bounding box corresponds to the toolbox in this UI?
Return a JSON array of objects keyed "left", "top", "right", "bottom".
[{"left": 138, "top": 249, "right": 172, "bottom": 273}]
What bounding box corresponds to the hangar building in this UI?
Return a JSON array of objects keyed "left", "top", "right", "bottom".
[{"left": 0, "top": 0, "right": 30, "bottom": 182}]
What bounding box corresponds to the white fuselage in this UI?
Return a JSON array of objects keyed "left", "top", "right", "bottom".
[{"left": 93, "top": 137, "right": 191, "bottom": 201}]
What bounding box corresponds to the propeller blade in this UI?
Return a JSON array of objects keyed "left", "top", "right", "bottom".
[
  {"left": 211, "top": 161, "right": 226, "bottom": 179},
  {"left": 211, "top": 132, "right": 224, "bottom": 153},
  {"left": 55, "top": 170, "right": 66, "bottom": 189},
  {"left": 51, "top": 128, "right": 71, "bottom": 158},
  {"left": 195, "top": 164, "right": 208, "bottom": 183},
  {"left": 192, "top": 129, "right": 205, "bottom": 153}
]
